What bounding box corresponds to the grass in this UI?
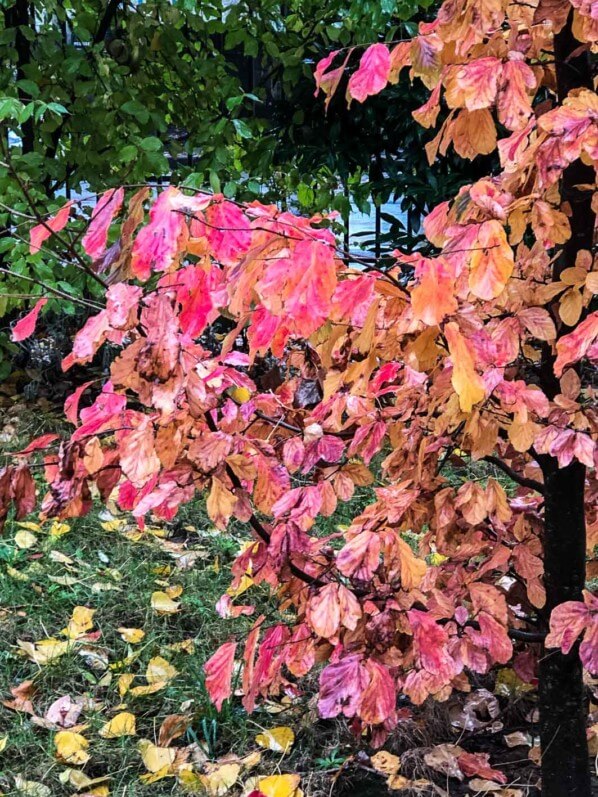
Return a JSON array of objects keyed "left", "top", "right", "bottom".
[{"left": 0, "top": 502, "right": 297, "bottom": 795}]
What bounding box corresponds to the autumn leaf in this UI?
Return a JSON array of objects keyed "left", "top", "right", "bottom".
[
  {"left": 444, "top": 322, "right": 486, "bottom": 412},
  {"left": 255, "top": 726, "right": 295, "bottom": 753},
  {"left": 11, "top": 299, "right": 48, "bottom": 343},
  {"left": 99, "top": 711, "right": 137, "bottom": 738},
  {"left": 54, "top": 730, "right": 90, "bottom": 766}
]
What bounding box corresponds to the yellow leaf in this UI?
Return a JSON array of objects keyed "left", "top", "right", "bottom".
[
  {"left": 14, "top": 530, "right": 37, "bottom": 549},
  {"left": 165, "top": 584, "right": 183, "bottom": 599},
  {"left": 146, "top": 656, "right": 178, "bottom": 684},
  {"left": 100, "top": 519, "right": 124, "bottom": 532},
  {"left": 140, "top": 764, "right": 173, "bottom": 784},
  {"left": 255, "top": 726, "right": 295, "bottom": 753},
  {"left": 16, "top": 521, "right": 42, "bottom": 532},
  {"left": 178, "top": 769, "right": 205, "bottom": 793},
  {"left": 99, "top": 711, "right": 137, "bottom": 738},
  {"left": 166, "top": 638, "right": 195, "bottom": 654},
  {"left": 118, "top": 627, "right": 145, "bottom": 644},
  {"left": 118, "top": 673, "right": 135, "bottom": 696},
  {"left": 370, "top": 751, "right": 401, "bottom": 777},
  {"left": 129, "top": 681, "right": 166, "bottom": 697},
  {"left": 151, "top": 590, "right": 180, "bottom": 614},
  {"left": 7, "top": 565, "right": 29, "bottom": 582},
  {"left": 63, "top": 769, "right": 111, "bottom": 791},
  {"left": 49, "top": 521, "right": 70, "bottom": 537},
  {"left": 13, "top": 775, "right": 51, "bottom": 797},
  {"left": 138, "top": 739, "right": 176, "bottom": 773},
  {"left": 257, "top": 774, "right": 303, "bottom": 797},
  {"left": 445, "top": 322, "right": 485, "bottom": 413},
  {"left": 0, "top": 735, "right": 7, "bottom": 752},
  {"left": 63, "top": 606, "right": 95, "bottom": 639},
  {"left": 228, "top": 386, "right": 252, "bottom": 404},
  {"left": 18, "top": 637, "right": 70, "bottom": 665},
  {"left": 201, "top": 763, "right": 240, "bottom": 796},
  {"left": 54, "top": 730, "right": 90, "bottom": 766}
]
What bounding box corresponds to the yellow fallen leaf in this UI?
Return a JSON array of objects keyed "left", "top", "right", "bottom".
[
  {"left": 228, "top": 386, "right": 252, "bottom": 404},
  {"left": 138, "top": 739, "right": 176, "bottom": 773},
  {"left": 178, "top": 769, "right": 205, "bottom": 793},
  {"left": 48, "top": 550, "right": 73, "bottom": 564},
  {"left": 151, "top": 591, "right": 180, "bottom": 614},
  {"left": 14, "top": 530, "right": 37, "bottom": 549},
  {"left": 100, "top": 519, "right": 125, "bottom": 532},
  {"left": 140, "top": 765, "right": 173, "bottom": 784},
  {"left": 257, "top": 774, "right": 303, "bottom": 797},
  {"left": 18, "top": 637, "right": 70, "bottom": 665},
  {"left": 0, "top": 735, "right": 6, "bottom": 751},
  {"left": 7, "top": 565, "right": 29, "bottom": 582},
  {"left": 371, "top": 750, "right": 401, "bottom": 777},
  {"left": 146, "top": 656, "right": 178, "bottom": 684},
  {"left": 99, "top": 711, "right": 137, "bottom": 738},
  {"left": 240, "top": 751, "right": 262, "bottom": 770},
  {"left": 129, "top": 681, "right": 166, "bottom": 697},
  {"left": 54, "top": 730, "right": 90, "bottom": 766},
  {"left": 49, "top": 521, "right": 70, "bottom": 537},
  {"left": 118, "top": 627, "right": 145, "bottom": 644},
  {"left": 166, "top": 584, "right": 183, "bottom": 599},
  {"left": 117, "top": 673, "right": 135, "bottom": 696},
  {"left": 61, "top": 769, "right": 111, "bottom": 791},
  {"left": 255, "top": 726, "right": 295, "bottom": 753},
  {"left": 13, "top": 775, "right": 51, "bottom": 797},
  {"left": 201, "top": 763, "right": 240, "bottom": 796},
  {"left": 166, "top": 638, "right": 195, "bottom": 654},
  {"left": 62, "top": 606, "right": 95, "bottom": 639}
]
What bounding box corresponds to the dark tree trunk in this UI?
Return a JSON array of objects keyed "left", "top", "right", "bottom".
[
  {"left": 4, "top": 0, "right": 34, "bottom": 154},
  {"left": 538, "top": 458, "right": 590, "bottom": 797},
  {"left": 537, "top": 11, "right": 594, "bottom": 797}
]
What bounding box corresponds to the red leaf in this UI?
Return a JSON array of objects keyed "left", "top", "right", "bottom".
[
  {"left": 11, "top": 298, "right": 47, "bottom": 342},
  {"left": 204, "top": 641, "right": 237, "bottom": 711},
  {"left": 457, "top": 751, "right": 507, "bottom": 784},
  {"left": 29, "top": 202, "right": 72, "bottom": 254}
]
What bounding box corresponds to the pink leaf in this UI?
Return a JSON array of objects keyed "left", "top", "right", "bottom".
[
  {"left": 348, "top": 44, "right": 391, "bottom": 103},
  {"left": 204, "top": 641, "right": 237, "bottom": 711},
  {"left": 546, "top": 601, "right": 590, "bottom": 655},
  {"left": 11, "top": 298, "right": 47, "bottom": 342},
  {"left": 82, "top": 187, "right": 125, "bottom": 260},
  {"left": 318, "top": 654, "right": 369, "bottom": 719}
]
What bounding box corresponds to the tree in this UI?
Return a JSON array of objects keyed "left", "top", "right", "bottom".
[
  {"left": 0, "top": 0, "right": 432, "bottom": 375},
  {"left": 1, "top": 0, "right": 597, "bottom": 793}
]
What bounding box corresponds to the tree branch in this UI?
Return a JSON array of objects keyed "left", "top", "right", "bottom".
[{"left": 484, "top": 455, "right": 545, "bottom": 494}]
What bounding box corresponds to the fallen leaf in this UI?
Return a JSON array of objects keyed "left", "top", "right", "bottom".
[
  {"left": 146, "top": 655, "right": 178, "bottom": 684},
  {"left": 424, "top": 744, "right": 464, "bottom": 780},
  {"left": 54, "top": 730, "right": 90, "bottom": 766},
  {"left": 201, "top": 763, "right": 240, "bottom": 796},
  {"left": 255, "top": 726, "right": 295, "bottom": 753},
  {"left": 503, "top": 731, "right": 532, "bottom": 748},
  {"left": 49, "top": 521, "right": 71, "bottom": 537},
  {"left": 151, "top": 590, "right": 180, "bottom": 614},
  {"left": 45, "top": 695, "right": 83, "bottom": 728},
  {"left": 17, "top": 638, "right": 70, "bottom": 665},
  {"left": 138, "top": 738, "right": 176, "bottom": 773},
  {"left": 99, "top": 711, "right": 137, "bottom": 738},
  {"left": 118, "top": 627, "right": 145, "bottom": 643},
  {"left": 14, "top": 530, "right": 37, "bottom": 549},
  {"left": 13, "top": 775, "right": 51, "bottom": 797},
  {"left": 256, "top": 774, "right": 303, "bottom": 797},
  {"left": 158, "top": 714, "right": 192, "bottom": 747},
  {"left": 0, "top": 735, "right": 7, "bottom": 751},
  {"left": 371, "top": 750, "right": 401, "bottom": 777},
  {"left": 118, "top": 673, "right": 135, "bottom": 696},
  {"left": 62, "top": 606, "right": 95, "bottom": 639}
]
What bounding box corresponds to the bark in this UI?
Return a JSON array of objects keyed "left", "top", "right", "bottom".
[
  {"left": 536, "top": 11, "right": 594, "bottom": 797},
  {"left": 538, "top": 458, "right": 590, "bottom": 797},
  {"left": 4, "top": 0, "right": 34, "bottom": 154}
]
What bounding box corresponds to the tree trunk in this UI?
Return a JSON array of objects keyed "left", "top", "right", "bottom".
[
  {"left": 4, "top": 0, "right": 34, "bottom": 154},
  {"left": 538, "top": 458, "right": 590, "bottom": 797},
  {"left": 537, "top": 11, "right": 594, "bottom": 797}
]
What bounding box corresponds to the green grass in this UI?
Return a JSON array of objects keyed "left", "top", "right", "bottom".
[{"left": 0, "top": 503, "right": 303, "bottom": 795}]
